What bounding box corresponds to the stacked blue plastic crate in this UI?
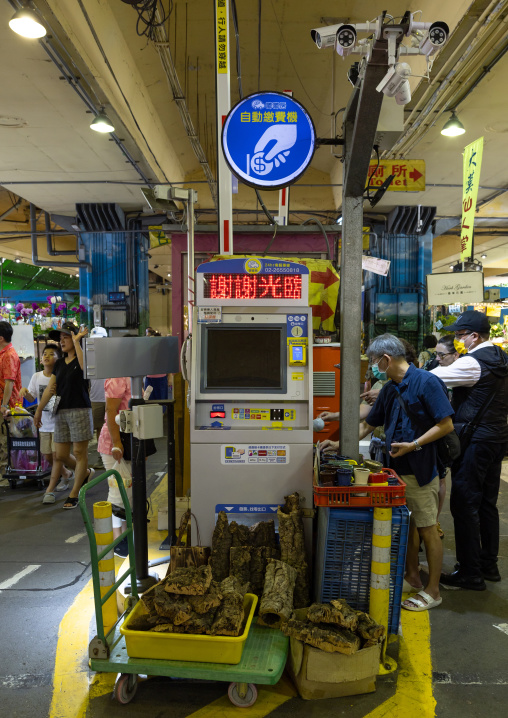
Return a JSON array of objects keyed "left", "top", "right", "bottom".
[{"left": 314, "top": 506, "right": 410, "bottom": 635}]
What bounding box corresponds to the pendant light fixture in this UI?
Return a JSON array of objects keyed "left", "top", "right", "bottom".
[
  {"left": 441, "top": 110, "right": 466, "bottom": 137},
  {"left": 9, "top": 6, "right": 46, "bottom": 39},
  {"left": 90, "top": 109, "right": 115, "bottom": 133}
]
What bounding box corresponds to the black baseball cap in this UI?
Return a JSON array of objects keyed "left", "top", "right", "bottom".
[
  {"left": 48, "top": 322, "right": 79, "bottom": 342},
  {"left": 446, "top": 310, "right": 490, "bottom": 334}
]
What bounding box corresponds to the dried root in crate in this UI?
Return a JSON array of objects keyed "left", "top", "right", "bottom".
[
  {"left": 189, "top": 581, "right": 223, "bottom": 614},
  {"left": 230, "top": 521, "right": 251, "bottom": 547},
  {"left": 258, "top": 559, "right": 297, "bottom": 628},
  {"left": 208, "top": 591, "right": 244, "bottom": 636},
  {"left": 282, "top": 618, "right": 361, "bottom": 655},
  {"left": 250, "top": 519, "right": 277, "bottom": 549},
  {"left": 277, "top": 493, "right": 310, "bottom": 608},
  {"left": 210, "top": 511, "right": 232, "bottom": 582},
  {"left": 250, "top": 546, "right": 278, "bottom": 597},
  {"left": 356, "top": 611, "right": 385, "bottom": 646},
  {"left": 307, "top": 599, "right": 359, "bottom": 632},
  {"left": 229, "top": 546, "right": 252, "bottom": 585},
  {"left": 164, "top": 564, "right": 212, "bottom": 596},
  {"left": 220, "top": 575, "right": 250, "bottom": 596},
  {"left": 153, "top": 595, "right": 193, "bottom": 625}
]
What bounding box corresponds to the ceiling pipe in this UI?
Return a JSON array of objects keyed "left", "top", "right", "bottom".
[
  {"left": 45, "top": 212, "right": 76, "bottom": 255},
  {"left": 30, "top": 204, "right": 91, "bottom": 271},
  {"left": 0, "top": 198, "right": 23, "bottom": 222}
]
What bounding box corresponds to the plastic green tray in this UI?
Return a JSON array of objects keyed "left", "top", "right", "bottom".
[{"left": 91, "top": 617, "right": 288, "bottom": 684}]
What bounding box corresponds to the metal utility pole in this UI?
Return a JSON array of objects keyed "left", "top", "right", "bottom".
[{"left": 339, "top": 35, "right": 389, "bottom": 459}]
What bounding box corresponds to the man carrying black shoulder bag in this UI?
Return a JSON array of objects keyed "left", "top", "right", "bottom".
[{"left": 431, "top": 311, "right": 508, "bottom": 590}]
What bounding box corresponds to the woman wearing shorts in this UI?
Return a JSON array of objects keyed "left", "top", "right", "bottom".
[
  {"left": 98, "top": 376, "right": 132, "bottom": 557},
  {"left": 35, "top": 322, "right": 94, "bottom": 508}
]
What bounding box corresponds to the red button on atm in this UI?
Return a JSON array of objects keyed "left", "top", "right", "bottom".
[{"left": 210, "top": 411, "right": 226, "bottom": 418}]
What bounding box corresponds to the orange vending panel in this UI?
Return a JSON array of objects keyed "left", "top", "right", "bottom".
[{"left": 313, "top": 344, "right": 340, "bottom": 444}]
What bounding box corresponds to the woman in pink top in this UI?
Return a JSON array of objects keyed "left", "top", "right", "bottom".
[{"left": 98, "top": 377, "right": 132, "bottom": 556}]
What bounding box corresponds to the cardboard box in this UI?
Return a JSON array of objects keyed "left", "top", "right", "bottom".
[
  {"left": 288, "top": 634, "right": 380, "bottom": 700},
  {"left": 157, "top": 497, "right": 190, "bottom": 531}
]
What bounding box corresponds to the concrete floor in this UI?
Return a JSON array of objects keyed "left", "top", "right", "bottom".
[{"left": 0, "top": 450, "right": 507, "bottom": 718}]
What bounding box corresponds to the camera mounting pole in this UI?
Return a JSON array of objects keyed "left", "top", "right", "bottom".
[{"left": 339, "top": 29, "right": 391, "bottom": 461}]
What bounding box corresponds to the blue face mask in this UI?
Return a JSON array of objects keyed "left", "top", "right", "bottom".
[{"left": 372, "top": 363, "right": 387, "bottom": 381}]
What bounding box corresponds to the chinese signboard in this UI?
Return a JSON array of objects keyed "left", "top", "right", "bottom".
[
  {"left": 221, "top": 91, "right": 316, "bottom": 190},
  {"left": 367, "top": 159, "right": 425, "bottom": 191},
  {"left": 426, "top": 271, "right": 484, "bottom": 305},
  {"left": 221, "top": 444, "right": 290, "bottom": 465},
  {"left": 216, "top": 0, "right": 228, "bottom": 74},
  {"left": 460, "top": 137, "right": 484, "bottom": 262}
]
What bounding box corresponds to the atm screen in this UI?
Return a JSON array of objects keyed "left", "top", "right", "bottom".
[{"left": 202, "top": 325, "right": 286, "bottom": 392}]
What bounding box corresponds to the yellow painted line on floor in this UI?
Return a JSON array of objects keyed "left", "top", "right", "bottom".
[
  {"left": 184, "top": 675, "right": 297, "bottom": 718},
  {"left": 49, "top": 474, "right": 170, "bottom": 717},
  {"left": 364, "top": 605, "right": 435, "bottom": 718},
  {"left": 49, "top": 577, "right": 94, "bottom": 718}
]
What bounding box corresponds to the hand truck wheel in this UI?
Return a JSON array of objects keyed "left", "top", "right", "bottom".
[
  {"left": 114, "top": 673, "right": 138, "bottom": 704},
  {"left": 228, "top": 682, "right": 258, "bottom": 707}
]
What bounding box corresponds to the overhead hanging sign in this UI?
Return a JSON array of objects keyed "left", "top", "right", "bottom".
[
  {"left": 426, "top": 271, "right": 484, "bottom": 305},
  {"left": 221, "top": 91, "right": 316, "bottom": 190},
  {"left": 367, "top": 159, "right": 425, "bottom": 191},
  {"left": 460, "top": 137, "right": 484, "bottom": 262}
]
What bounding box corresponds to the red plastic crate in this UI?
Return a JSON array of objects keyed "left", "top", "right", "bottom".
[{"left": 313, "top": 468, "right": 406, "bottom": 507}]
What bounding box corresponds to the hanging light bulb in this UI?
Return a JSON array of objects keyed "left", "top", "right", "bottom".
[
  {"left": 481, "top": 253, "right": 487, "bottom": 259},
  {"left": 9, "top": 6, "right": 46, "bottom": 39},
  {"left": 90, "top": 108, "right": 115, "bottom": 133},
  {"left": 441, "top": 110, "right": 465, "bottom": 137},
  {"left": 15, "top": 258, "right": 21, "bottom": 263}
]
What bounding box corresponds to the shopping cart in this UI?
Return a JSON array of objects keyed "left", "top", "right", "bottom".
[{"left": 2, "top": 409, "right": 51, "bottom": 489}]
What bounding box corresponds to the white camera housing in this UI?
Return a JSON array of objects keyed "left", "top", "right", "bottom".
[
  {"left": 310, "top": 24, "right": 342, "bottom": 49},
  {"left": 394, "top": 80, "right": 411, "bottom": 106},
  {"left": 376, "top": 62, "right": 411, "bottom": 98},
  {"left": 419, "top": 21, "right": 449, "bottom": 56},
  {"left": 335, "top": 24, "right": 357, "bottom": 57}
]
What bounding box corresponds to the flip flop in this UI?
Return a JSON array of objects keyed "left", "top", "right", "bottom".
[
  {"left": 403, "top": 578, "right": 424, "bottom": 593},
  {"left": 402, "top": 590, "right": 442, "bottom": 612},
  {"left": 62, "top": 496, "right": 79, "bottom": 510}
]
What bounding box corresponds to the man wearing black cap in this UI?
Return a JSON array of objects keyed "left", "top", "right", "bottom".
[{"left": 431, "top": 310, "right": 508, "bottom": 589}]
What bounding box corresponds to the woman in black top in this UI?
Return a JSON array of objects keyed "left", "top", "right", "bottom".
[{"left": 35, "top": 322, "right": 94, "bottom": 509}]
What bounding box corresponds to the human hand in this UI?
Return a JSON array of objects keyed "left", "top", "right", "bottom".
[
  {"left": 319, "top": 411, "right": 339, "bottom": 422},
  {"left": 389, "top": 442, "right": 414, "bottom": 458},
  {"left": 34, "top": 409, "right": 42, "bottom": 428},
  {"left": 360, "top": 388, "right": 380, "bottom": 406},
  {"left": 112, "top": 444, "right": 124, "bottom": 461},
  {"left": 75, "top": 326, "right": 88, "bottom": 342},
  {"left": 320, "top": 439, "right": 340, "bottom": 452},
  {"left": 1, "top": 405, "right": 10, "bottom": 418},
  {"left": 19, "top": 387, "right": 29, "bottom": 398}
]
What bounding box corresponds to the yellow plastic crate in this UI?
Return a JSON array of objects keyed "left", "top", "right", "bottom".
[{"left": 120, "top": 593, "right": 258, "bottom": 664}]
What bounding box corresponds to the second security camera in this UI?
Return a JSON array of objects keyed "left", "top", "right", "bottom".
[
  {"left": 336, "top": 25, "right": 357, "bottom": 57},
  {"left": 376, "top": 62, "right": 411, "bottom": 106}
]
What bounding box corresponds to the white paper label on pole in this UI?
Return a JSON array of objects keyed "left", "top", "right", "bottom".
[
  {"left": 362, "top": 256, "right": 391, "bottom": 276},
  {"left": 198, "top": 307, "right": 222, "bottom": 324}
]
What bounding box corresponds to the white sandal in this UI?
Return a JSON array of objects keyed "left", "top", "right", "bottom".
[{"left": 402, "top": 590, "right": 442, "bottom": 612}]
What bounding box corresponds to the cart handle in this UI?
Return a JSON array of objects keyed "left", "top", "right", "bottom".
[{"left": 78, "top": 469, "right": 138, "bottom": 646}]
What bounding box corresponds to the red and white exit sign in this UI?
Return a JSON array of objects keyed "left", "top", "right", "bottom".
[{"left": 368, "top": 159, "right": 425, "bottom": 192}]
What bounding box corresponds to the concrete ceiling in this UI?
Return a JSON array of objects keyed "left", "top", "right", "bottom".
[{"left": 0, "top": 0, "right": 507, "bottom": 282}]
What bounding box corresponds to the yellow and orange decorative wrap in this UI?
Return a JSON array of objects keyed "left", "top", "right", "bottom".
[
  {"left": 212, "top": 255, "right": 340, "bottom": 333},
  {"left": 460, "top": 137, "right": 484, "bottom": 262}
]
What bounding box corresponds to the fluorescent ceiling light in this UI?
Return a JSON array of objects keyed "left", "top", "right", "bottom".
[
  {"left": 90, "top": 110, "right": 114, "bottom": 133},
  {"left": 9, "top": 7, "right": 46, "bottom": 39},
  {"left": 441, "top": 111, "right": 465, "bottom": 137}
]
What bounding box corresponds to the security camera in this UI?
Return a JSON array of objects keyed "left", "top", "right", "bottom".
[
  {"left": 419, "top": 21, "right": 449, "bottom": 56},
  {"left": 394, "top": 79, "right": 411, "bottom": 106},
  {"left": 310, "top": 24, "right": 343, "bottom": 49},
  {"left": 336, "top": 24, "right": 357, "bottom": 57},
  {"left": 376, "top": 62, "right": 411, "bottom": 101}
]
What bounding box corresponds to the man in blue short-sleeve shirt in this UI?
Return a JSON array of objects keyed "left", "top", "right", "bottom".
[{"left": 322, "top": 334, "right": 454, "bottom": 613}]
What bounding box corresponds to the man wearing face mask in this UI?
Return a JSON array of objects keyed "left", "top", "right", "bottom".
[
  {"left": 431, "top": 310, "right": 508, "bottom": 589},
  {"left": 322, "top": 334, "right": 454, "bottom": 611}
]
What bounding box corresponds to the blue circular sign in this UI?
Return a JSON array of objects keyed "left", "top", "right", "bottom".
[{"left": 221, "top": 92, "right": 316, "bottom": 190}]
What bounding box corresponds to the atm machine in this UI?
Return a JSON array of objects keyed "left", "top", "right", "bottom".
[{"left": 190, "top": 257, "right": 313, "bottom": 547}]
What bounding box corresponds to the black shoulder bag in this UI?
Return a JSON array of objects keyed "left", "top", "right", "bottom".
[
  {"left": 395, "top": 393, "right": 461, "bottom": 467},
  {"left": 452, "top": 379, "right": 501, "bottom": 451}
]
